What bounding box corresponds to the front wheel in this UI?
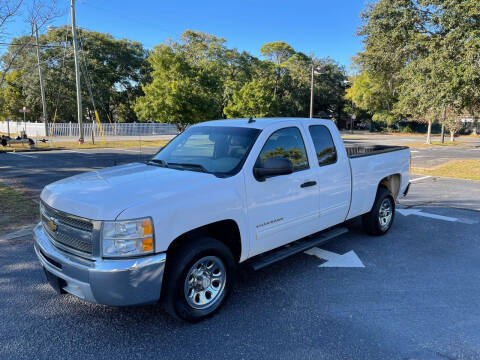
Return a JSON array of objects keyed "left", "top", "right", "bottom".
[
  {"left": 162, "top": 237, "right": 236, "bottom": 322},
  {"left": 362, "top": 187, "right": 395, "bottom": 236}
]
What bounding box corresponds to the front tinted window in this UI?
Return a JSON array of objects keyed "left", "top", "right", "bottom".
[
  {"left": 309, "top": 125, "right": 337, "bottom": 166},
  {"left": 151, "top": 126, "right": 261, "bottom": 176},
  {"left": 256, "top": 127, "right": 309, "bottom": 171}
]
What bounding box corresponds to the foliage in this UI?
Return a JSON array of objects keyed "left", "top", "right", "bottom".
[
  {"left": 0, "top": 26, "right": 148, "bottom": 123},
  {"left": 223, "top": 78, "right": 277, "bottom": 118},
  {"left": 350, "top": 0, "right": 480, "bottom": 140},
  {"left": 135, "top": 32, "right": 228, "bottom": 125},
  {"left": 2, "top": 27, "right": 349, "bottom": 126},
  {"left": 136, "top": 31, "right": 348, "bottom": 124},
  {"left": 0, "top": 0, "right": 60, "bottom": 87},
  {"left": 345, "top": 71, "right": 396, "bottom": 125},
  {"left": 0, "top": 70, "right": 24, "bottom": 119}
]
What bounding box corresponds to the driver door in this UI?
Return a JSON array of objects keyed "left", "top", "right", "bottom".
[{"left": 245, "top": 122, "right": 320, "bottom": 257}]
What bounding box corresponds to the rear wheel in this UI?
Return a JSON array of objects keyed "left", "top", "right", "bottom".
[
  {"left": 362, "top": 187, "right": 395, "bottom": 236},
  {"left": 163, "top": 237, "right": 235, "bottom": 322}
]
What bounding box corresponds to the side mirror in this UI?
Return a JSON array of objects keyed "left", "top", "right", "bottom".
[{"left": 253, "top": 157, "right": 294, "bottom": 181}]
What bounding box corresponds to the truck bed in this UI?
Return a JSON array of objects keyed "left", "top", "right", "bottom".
[{"left": 345, "top": 144, "right": 409, "bottom": 158}]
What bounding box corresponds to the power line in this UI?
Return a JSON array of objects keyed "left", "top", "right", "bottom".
[
  {"left": 6, "top": 50, "right": 74, "bottom": 78},
  {"left": 0, "top": 42, "right": 68, "bottom": 48}
]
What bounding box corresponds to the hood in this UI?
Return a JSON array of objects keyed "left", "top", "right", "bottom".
[{"left": 41, "top": 162, "right": 220, "bottom": 220}]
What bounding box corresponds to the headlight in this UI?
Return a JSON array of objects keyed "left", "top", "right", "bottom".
[{"left": 101, "top": 217, "right": 154, "bottom": 258}]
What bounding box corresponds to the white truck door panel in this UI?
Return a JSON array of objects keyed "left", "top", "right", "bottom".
[
  {"left": 305, "top": 123, "right": 352, "bottom": 228},
  {"left": 316, "top": 157, "right": 351, "bottom": 227},
  {"left": 245, "top": 123, "right": 320, "bottom": 257}
]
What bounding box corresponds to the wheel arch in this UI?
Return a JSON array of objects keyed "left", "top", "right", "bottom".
[
  {"left": 166, "top": 219, "right": 242, "bottom": 263},
  {"left": 378, "top": 174, "right": 401, "bottom": 199}
]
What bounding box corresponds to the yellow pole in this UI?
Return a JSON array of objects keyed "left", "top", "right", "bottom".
[
  {"left": 94, "top": 110, "right": 106, "bottom": 141},
  {"left": 106, "top": 113, "right": 117, "bottom": 136}
]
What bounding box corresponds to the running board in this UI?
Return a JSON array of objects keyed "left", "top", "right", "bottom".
[{"left": 249, "top": 227, "right": 349, "bottom": 271}]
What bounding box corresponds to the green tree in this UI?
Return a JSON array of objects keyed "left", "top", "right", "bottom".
[
  {"left": 135, "top": 32, "right": 222, "bottom": 125},
  {"left": 224, "top": 78, "right": 278, "bottom": 118},
  {"left": 226, "top": 41, "right": 347, "bottom": 120},
  {"left": 354, "top": 0, "right": 480, "bottom": 142},
  {"left": 0, "top": 70, "right": 24, "bottom": 120},
  {"left": 1, "top": 26, "right": 148, "bottom": 124},
  {"left": 345, "top": 71, "right": 396, "bottom": 125}
]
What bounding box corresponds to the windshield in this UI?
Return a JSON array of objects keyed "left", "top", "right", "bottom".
[{"left": 149, "top": 126, "right": 261, "bottom": 177}]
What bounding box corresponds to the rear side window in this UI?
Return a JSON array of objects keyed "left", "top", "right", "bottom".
[
  {"left": 309, "top": 125, "right": 337, "bottom": 166},
  {"left": 256, "top": 127, "right": 309, "bottom": 172}
]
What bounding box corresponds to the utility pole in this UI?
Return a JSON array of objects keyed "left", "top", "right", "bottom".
[
  {"left": 70, "top": 0, "right": 84, "bottom": 143},
  {"left": 309, "top": 64, "right": 314, "bottom": 118},
  {"left": 35, "top": 23, "right": 48, "bottom": 137},
  {"left": 309, "top": 64, "right": 327, "bottom": 119}
]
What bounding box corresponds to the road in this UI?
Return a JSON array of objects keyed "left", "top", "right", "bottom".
[{"left": 1, "top": 145, "right": 480, "bottom": 359}]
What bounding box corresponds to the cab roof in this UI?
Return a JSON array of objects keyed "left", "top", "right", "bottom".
[{"left": 195, "top": 117, "right": 330, "bottom": 130}]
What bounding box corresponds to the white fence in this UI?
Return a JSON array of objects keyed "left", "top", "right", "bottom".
[
  {"left": 0, "top": 121, "right": 47, "bottom": 137},
  {"left": 0, "top": 121, "right": 179, "bottom": 137}
]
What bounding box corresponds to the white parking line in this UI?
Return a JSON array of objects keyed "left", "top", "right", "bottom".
[
  {"left": 115, "top": 148, "right": 143, "bottom": 153},
  {"left": 6, "top": 152, "right": 37, "bottom": 158},
  {"left": 410, "top": 176, "right": 432, "bottom": 182},
  {"left": 61, "top": 149, "right": 95, "bottom": 155}
]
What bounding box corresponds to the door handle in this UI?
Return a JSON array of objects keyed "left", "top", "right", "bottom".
[{"left": 301, "top": 181, "right": 317, "bottom": 188}]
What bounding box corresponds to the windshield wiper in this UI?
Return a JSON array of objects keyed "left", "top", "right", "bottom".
[
  {"left": 167, "top": 162, "right": 209, "bottom": 173},
  {"left": 146, "top": 159, "right": 169, "bottom": 168}
]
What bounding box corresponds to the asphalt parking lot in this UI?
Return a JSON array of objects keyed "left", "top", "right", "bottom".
[{"left": 1, "top": 145, "right": 480, "bottom": 359}]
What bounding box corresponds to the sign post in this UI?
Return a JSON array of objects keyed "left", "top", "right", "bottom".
[
  {"left": 19, "top": 106, "right": 30, "bottom": 135},
  {"left": 350, "top": 114, "right": 356, "bottom": 134}
]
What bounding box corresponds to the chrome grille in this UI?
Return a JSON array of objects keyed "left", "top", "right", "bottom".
[
  {"left": 41, "top": 202, "right": 92, "bottom": 232},
  {"left": 40, "top": 201, "right": 94, "bottom": 257}
]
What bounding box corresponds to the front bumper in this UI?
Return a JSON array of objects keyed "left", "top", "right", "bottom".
[{"left": 33, "top": 222, "right": 167, "bottom": 306}]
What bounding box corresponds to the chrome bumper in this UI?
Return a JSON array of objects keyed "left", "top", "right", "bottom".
[{"left": 33, "top": 222, "right": 167, "bottom": 306}]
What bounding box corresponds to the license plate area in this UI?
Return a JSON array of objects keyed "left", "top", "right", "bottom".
[{"left": 43, "top": 268, "right": 67, "bottom": 294}]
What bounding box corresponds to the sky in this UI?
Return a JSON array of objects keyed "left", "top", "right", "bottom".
[{"left": 5, "top": 0, "right": 368, "bottom": 70}]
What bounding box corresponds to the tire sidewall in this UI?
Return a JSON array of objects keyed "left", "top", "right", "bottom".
[
  {"left": 166, "top": 238, "right": 236, "bottom": 322},
  {"left": 374, "top": 190, "right": 395, "bottom": 234}
]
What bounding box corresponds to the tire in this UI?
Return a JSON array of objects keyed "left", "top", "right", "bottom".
[
  {"left": 362, "top": 186, "right": 395, "bottom": 236},
  {"left": 162, "top": 236, "right": 236, "bottom": 322}
]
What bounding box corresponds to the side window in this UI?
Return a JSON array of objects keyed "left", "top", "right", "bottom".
[
  {"left": 309, "top": 125, "right": 337, "bottom": 166},
  {"left": 256, "top": 127, "right": 309, "bottom": 172}
]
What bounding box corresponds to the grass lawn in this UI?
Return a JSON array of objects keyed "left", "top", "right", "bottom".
[
  {"left": 412, "top": 160, "right": 480, "bottom": 181},
  {"left": 405, "top": 141, "right": 466, "bottom": 148},
  {"left": 1, "top": 139, "right": 169, "bottom": 152},
  {"left": 0, "top": 185, "right": 39, "bottom": 233}
]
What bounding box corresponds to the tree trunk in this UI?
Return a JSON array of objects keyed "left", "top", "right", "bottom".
[
  {"left": 426, "top": 119, "right": 432, "bottom": 144},
  {"left": 441, "top": 107, "right": 446, "bottom": 143},
  {"left": 450, "top": 131, "right": 455, "bottom": 142}
]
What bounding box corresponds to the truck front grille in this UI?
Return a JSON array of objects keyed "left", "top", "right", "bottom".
[{"left": 40, "top": 201, "right": 94, "bottom": 257}]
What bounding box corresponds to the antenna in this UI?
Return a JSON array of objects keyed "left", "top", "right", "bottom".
[{"left": 248, "top": 117, "right": 255, "bottom": 123}]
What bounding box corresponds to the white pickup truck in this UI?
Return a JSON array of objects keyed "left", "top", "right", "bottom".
[{"left": 34, "top": 118, "right": 410, "bottom": 321}]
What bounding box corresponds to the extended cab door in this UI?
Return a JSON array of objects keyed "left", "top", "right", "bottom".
[
  {"left": 244, "top": 121, "right": 320, "bottom": 257},
  {"left": 306, "top": 123, "right": 351, "bottom": 228}
]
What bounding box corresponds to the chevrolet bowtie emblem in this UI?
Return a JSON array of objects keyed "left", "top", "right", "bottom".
[{"left": 47, "top": 219, "right": 58, "bottom": 232}]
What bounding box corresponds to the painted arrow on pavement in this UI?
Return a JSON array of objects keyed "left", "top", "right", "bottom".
[
  {"left": 396, "top": 208, "right": 477, "bottom": 224},
  {"left": 304, "top": 247, "right": 365, "bottom": 268}
]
